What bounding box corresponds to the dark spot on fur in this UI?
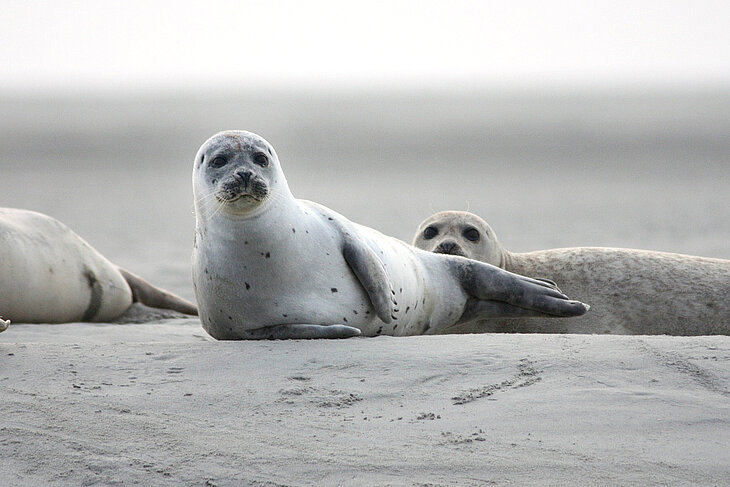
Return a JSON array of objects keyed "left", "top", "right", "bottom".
[
  {"left": 204, "top": 268, "right": 209, "bottom": 274},
  {"left": 265, "top": 252, "right": 270, "bottom": 258},
  {"left": 48, "top": 267, "right": 54, "bottom": 274},
  {"left": 305, "top": 230, "right": 309, "bottom": 234},
  {"left": 328, "top": 217, "right": 333, "bottom": 221},
  {"left": 391, "top": 289, "right": 395, "bottom": 295},
  {"left": 267, "top": 146, "right": 273, "bottom": 155},
  {"left": 331, "top": 288, "right": 338, "bottom": 293},
  {"left": 394, "top": 309, "right": 399, "bottom": 313},
  {"left": 365, "top": 310, "right": 370, "bottom": 315},
  {"left": 422, "top": 322, "right": 430, "bottom": 332},
  {"left": 376, "top": 326, "right": 383, "bottom": 335},
  {"left": 292, "top": 228, "right": 296, "bottom": 233},
  {"left": 81, "top": 269, "right": 103, "bottom": 322},
  {"left": 353, "top": 310, "right": 358, "bottom": 314},
  {"left": 391, "top": 314, "right": 398, "bottom": 320},
  {"left": 399, "top": 288, "right": 402, "bottom": 293},
  {"left": 245, "top": 282, "right": 251, "bottom": 290},
  {"left": 228, "top": 316, "right": 232, "bottom": 320},
  {"left": 405, "top": 306, "right": 410, "bottom": 314},
  {"left": 422, "top": 298, "right": 426, "bottom": 304},
  {"left": 283, "top": 314, "right": 288, "bottom": 317},
  {"left": 244, "top": 241, "right": 249, "bottom": 245},
  {"left": 343, "top": 317, "right": 348, "bottom": 323},
  {"left": 393, "top": 324, "right": 398, "bottom": 329}
]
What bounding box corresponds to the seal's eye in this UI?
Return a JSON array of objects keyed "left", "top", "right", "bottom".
[
  {"left": 463, "top": 227, "right": 480, "bottom": 242},
  {"left": 423, "top": 226, "right": 438, "bottom": 240},
  {"left": 210, "top": 156, "right": 228, "bottom": 168},
  {"left": 254, "top": 153, "right": 269, "bottom": 167}
]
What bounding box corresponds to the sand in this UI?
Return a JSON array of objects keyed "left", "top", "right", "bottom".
[{"left": 1, "top": 321, "right": 728, "bottom": 486}]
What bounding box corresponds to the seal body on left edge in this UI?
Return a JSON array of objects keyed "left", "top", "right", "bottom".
[
  {"left": 191, "top": 130, "right": 588, "bottom": 340},
  {"left": 0, "top": 207, "right": 198, "bottom": 323}
]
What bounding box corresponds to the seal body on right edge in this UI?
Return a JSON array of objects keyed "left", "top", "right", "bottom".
[
  {"left": 191, "top": 131, "right": 588, "bottom": 340},
  {"left": 413, "top": 211, "right": 730, "bottom": 335}
]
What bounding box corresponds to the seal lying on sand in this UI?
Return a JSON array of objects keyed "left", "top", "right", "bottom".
[
  {"left": 0, "top": 208, "right": 198, "bottom": 323},
  {"left": 413, "top": 211, "right": 730, "bottom": 335},
  {"left": 191, "top": 131, "right": 588, "bottom": 340}
]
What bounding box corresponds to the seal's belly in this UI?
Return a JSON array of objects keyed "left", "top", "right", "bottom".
[{"left": 194, "top": 233, "right": 447, "bottom": 337}]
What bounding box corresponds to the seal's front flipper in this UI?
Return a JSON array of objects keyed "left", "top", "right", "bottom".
[
  {"left": 242, "top": 324, "right": 361, "bottom": 340},
  {"left": 342, "top": 237, "right": 395, "bottom": 324},
  {"left": 0, "top": 317, "right": 9, "bottom": 333},
  {"left": 459, "top": 260, "right": 589, "bottom": 317},
  {"left": 458, "top": 299, "right": 577, "bottom": 324},
  {"left": 119, "top": 268, "right": 198, "bottom": 316},
  {"left": 534, "top": 277, "right": 561, "bottom": 292}
]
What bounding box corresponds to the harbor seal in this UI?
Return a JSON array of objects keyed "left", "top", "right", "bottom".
[
  {"left": 413, "top": 211, "right": 730, "bottom": 335},
  {"left": 191, "top": 131, "right": 588, "bottom": 340},
  {"left": 0, "top": 207, "right": 198, "bottom": 323}
]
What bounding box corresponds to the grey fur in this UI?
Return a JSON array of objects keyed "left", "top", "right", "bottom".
[{"left": 413, "top": 211, "right": 730, "bottom": 335}]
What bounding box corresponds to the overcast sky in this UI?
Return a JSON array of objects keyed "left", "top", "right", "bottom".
[{"left": 2, "top": 0, "right": 729, "bottom": 93}]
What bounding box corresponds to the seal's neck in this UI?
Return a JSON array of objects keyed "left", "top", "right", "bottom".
[
  {"left": 196, "top": 187, "right": 300, "bottom": 243},
  {"left": 500, "top": 248, "right": 515, "bottom": 271}
]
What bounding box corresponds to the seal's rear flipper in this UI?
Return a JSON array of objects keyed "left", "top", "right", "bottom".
[
  {"left": 118, "top": 268, "right": 198, "bottom": 316},
  {"left": 241, "top": 324, "right": 361, "bottom": 340},
  {"left": 459, "top": 260, "right": 589, "bottom": 317}
]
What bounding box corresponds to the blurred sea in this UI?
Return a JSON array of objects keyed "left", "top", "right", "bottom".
[{"left": 1, "top": 89, "right": 728, "bottom": 302}]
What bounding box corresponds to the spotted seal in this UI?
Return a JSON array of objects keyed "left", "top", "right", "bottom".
[{"left": 191, "top": 131, "right": 588, "bottom": 339}]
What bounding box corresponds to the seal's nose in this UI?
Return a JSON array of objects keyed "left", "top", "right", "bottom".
[
  {"left": 235, "top": 168, "right": 253, "bottom": 185},
  {"left": 439, "top": 241, "right": 456, "bottom": 253}
]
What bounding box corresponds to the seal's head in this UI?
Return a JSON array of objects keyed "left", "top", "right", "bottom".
[
  {"left": 193, "top": 131, "right": 288, "bottom": 218},
  {"left": 412, "top": 211, "right": 504, "bottom": 266}
]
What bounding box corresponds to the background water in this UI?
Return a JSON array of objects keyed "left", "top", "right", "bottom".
[{"left": 1, "top": 89, "right": 728, "bottom": 303}]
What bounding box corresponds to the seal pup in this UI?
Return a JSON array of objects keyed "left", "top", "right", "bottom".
[
  {"left": 0, "top": 208, "right": 198, "bottom": 323},
  {"left": 192, "top": 131, "right": 588, "bottom": 340},
  {"left": 413, "top": 211, "right": 730, "bottom": 335}
]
